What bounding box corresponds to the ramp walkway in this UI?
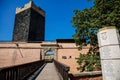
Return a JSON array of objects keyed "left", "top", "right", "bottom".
[{"left": 35, "top": 63, "right": 61, "bottom": 80}]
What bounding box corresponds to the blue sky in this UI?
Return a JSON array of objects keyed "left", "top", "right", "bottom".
[{"left": 0, "top": 0, "right": 94, "bottom": 41}]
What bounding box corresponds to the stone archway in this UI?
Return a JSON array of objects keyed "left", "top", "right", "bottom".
[
  {"left": 41, "top": 43, "right": 59, "bottom": 60},
  {"left": 44, "top": 50, "right": 54, "bottom": 60}
]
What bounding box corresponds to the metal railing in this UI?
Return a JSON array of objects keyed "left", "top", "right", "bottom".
[
  {"left": 0, "top": 60, "right": 45, "bottom": 80},
  {"left": 54, "top": 60, "right": 70, "bottom": 80}
]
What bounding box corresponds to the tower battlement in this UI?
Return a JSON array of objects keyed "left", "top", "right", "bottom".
[{"left": 16, "top": 1, "right": 45, "bottom": 17}]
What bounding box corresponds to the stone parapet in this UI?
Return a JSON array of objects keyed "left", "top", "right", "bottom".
[
  {"left": 16, "top": 1, "right": 45, "bottom": 17},
  {"left": 69, "top": 71, "right": 102, "bottom": 80}
]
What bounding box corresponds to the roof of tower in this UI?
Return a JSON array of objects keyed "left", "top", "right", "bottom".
[{"left": 16, "top": 1, "right": 45, "bottom": 17}]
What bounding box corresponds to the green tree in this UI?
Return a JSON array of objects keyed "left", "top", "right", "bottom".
[
  {"left": 76, "top": 52, "right": 101, "bottom": 72},
  {"left": 72, "top": 0, "right": 120, "bottom": 72},
  {"left": 94, "top": 0, "right": 120, "bottom": 30}
]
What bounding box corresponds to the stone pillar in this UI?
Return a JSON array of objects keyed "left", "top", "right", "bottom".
[
  {"left": 40, "top": 49, "right": 42, "bottom": 60},
  {"left": 53, "top": 48, "right": 58, "bottom": 60},
  {"left": 41, "top": 49, "right": 45, "bottom": 60},
  {"left": 97, "top": 26, "right": 120, "bottom": 80}
]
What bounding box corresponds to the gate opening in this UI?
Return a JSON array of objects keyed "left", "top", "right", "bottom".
[{"left": 45, "top": 50, "right": 54, "bottom": 62}]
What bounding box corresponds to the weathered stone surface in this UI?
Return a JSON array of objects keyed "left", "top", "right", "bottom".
[
  {"left": 28, "top": 8, "right": 45, "bottom": 41},
  {"left": 13, "top": 9, "right": 30, "bottom": 41},
  {"left": 13, "top": 7, "right": 45, "bottom": 42},
  {"left": 97, "top": 27, "right": 120, "bottom": 80},
  {"left": 69, "top": 71, "right": 102, "bottom": 80}
]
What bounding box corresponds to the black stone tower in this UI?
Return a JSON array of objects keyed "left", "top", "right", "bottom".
[{"left": 13, "top": 1, "right": 45, "bottom": 42}]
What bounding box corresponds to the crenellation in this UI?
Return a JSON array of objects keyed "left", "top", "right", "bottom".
[
  {"left": 16, "top": 1, "right": 31, "bottom": 14},
  {"left": 16, "top": 1, "right": 45, "bottom": 17}
]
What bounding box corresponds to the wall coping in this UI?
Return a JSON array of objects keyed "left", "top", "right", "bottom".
[{"left": 70, "top": 71, "right": 102, "bottom": 77}]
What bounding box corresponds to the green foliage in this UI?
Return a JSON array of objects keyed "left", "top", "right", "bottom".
[
  {"left": 94, "top": 0, "right": 120, "bottom": 30},
  {"left": 76, "top": 52, "right": 101, "bottom": 72},
  {"left": 72, "top": 0, "right": 120, "bottom": 72}
]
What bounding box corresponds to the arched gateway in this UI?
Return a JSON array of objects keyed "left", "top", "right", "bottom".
[{"left": 41, "top": 43, "right": 58, "bottom": 60}]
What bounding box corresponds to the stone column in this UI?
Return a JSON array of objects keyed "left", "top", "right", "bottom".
[
  {"left": 53, "top": 48, "right": 58, "bottom": 60},
  {"left": 97, "top": 26, "right": 120, "bottom": 80},
  {"left": 41, "top": 49, "right": 45, "bottom": 60}
]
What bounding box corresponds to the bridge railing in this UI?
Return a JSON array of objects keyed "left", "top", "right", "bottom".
[
  {"left": 0, "top": 60, "right": 45, "bottom": 80},
  {"left": 54, "top": 60, "right": 70, "bottom": 80}
]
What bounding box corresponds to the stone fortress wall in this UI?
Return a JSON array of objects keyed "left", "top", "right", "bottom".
[{"left": 0, "top": 41, "right": 89, "bottom": 73}]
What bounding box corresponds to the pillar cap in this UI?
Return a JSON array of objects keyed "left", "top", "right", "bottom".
[{"left": 98, "top": 26, "right": 116, "bottom": 33}]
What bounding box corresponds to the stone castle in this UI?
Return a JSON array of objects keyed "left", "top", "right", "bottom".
[{"left": 0, "top": 1, "right": 89, "bottom": 74}]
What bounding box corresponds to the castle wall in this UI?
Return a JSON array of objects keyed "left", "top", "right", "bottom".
[
  {"left": 0, "top": 42, "right": 89, "bottom": 74},
  {"left": 0, "top": 42, "right": 41, "bottom": 67},
  {"left": 57, "top": 43, "right": 89, "bottom": 73}
]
